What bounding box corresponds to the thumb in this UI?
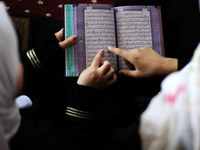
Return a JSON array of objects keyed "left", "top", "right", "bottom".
[
  {"left": 59, "top": 35, "right": 78, "bottom": 48},
  {"left": 118, "top": 70, "right": 142, "bottom": 78},
  {"left": 55, "top": 28, "right": 64, "bottom": 41}
]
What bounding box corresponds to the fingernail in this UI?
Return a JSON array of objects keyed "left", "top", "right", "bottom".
[
  {"left": 71, "top": 35, "right": 77, "bottom": 41},
  {"left": 100, "top": 49, "right": 104, "bottom": 53}
]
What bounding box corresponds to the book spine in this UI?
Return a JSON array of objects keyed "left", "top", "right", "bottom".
[{"left": 113, "top": 10, "right": 119, "bottom": 72}]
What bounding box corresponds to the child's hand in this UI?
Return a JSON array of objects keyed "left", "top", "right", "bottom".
[{"left": 77, "top": 50, "right": 117, "bottom": 90}]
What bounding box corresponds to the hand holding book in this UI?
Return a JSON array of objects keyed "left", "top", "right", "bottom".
[{"left": 55, "top": 28, "right": 78, "bottom": 48}]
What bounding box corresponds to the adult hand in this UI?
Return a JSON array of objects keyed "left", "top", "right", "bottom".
[
  {"left": 55, "top": 28, "right": 78, "bottom": 48},
  {"left": 77, "top": 50, "right": 117, "bottom": 90},
  {"left": 108, "top": 46, "right": 177, "bottom": 78}
]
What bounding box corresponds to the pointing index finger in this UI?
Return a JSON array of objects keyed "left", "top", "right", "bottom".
[
  {"left": 91, "top": 49, "right": 104, "bottom": 67},
  {"left": 108, "top": 46, "right": 129, "bottom": 59}
]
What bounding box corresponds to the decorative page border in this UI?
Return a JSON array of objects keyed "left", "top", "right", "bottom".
[{"left": 64, "top": 4, "right": 75, "bottom": 76}]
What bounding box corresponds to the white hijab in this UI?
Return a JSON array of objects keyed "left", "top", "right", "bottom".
[{"left": 0, "top": 2, "right": 21, "bottom": 149}]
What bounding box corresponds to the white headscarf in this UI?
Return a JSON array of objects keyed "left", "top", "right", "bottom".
[
  {"left": 140, "top": 43, "right": 200, "bottom": 150},
  {"left": 0, "top": 2, "right": 21, "bottom": 149}
]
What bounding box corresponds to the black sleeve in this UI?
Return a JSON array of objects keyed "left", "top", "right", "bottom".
[
  {"left": 33, "top": 33, "right": 65, "bottom": 70},
  {"left": 20, "top": 33, "right": 65, "bottom": 87},
  {"left": 57, "top": 83, "right": 109, "bottom": 150},
  {"left": 65, "top": 83, "right": 104, "bottom": 111},
  {"left": 59, "top": 113, "right": 108, "bottom": 150},
  {"left": 20, "top": 51, "right": 39, "bottom": 81}
]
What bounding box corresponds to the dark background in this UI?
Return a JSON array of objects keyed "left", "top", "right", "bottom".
[{"left": 3, "top": 0, "right": 117, "bottom": 21}]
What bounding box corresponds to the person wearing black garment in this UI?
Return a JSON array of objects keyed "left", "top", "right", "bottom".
[
  {"left": 9, "top": 18, "right": 83, "bottom": 149},
  {"left": 10, "top": 0, "right": 200, "bottom": 149},
  {"left": 10, "top": 35, "right": 116, "bottom": 150},
  {"left": 10, "top": 16, "right": 115, "bottom": 149}
]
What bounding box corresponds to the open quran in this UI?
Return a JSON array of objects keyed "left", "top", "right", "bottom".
[{"left": 63, "top": 3, "right": 164, "bottom": 77}]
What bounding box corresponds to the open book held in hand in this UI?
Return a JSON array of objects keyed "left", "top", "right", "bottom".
[{"left": 63, "top": 3, "right": 164, "bottom": 77}]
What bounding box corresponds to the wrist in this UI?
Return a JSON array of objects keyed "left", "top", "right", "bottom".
[{"left": 161, "top": 57, "right": 178, "bottom": 75}]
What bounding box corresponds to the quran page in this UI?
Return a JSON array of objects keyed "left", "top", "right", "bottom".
[
  {"left": 84, "top": 6, "right": 117, "bottom": 70},
  {"left": 114, "top": 6, "right": 164, "bottom": 70},
  {"left": 64, "top": 4, "right": 117, "bottom": 76}
]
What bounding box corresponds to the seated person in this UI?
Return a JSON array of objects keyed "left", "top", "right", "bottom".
[
  {"left": 10, "top": 0, "right": 200, "bottom": 150},
  {"left": 0, "top": 2, "right": 24, "bottom": 150}
]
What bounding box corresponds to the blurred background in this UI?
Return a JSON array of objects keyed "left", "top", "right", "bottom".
[{"left": 3, "top": 0, "right": 117, "bottom": 21}]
